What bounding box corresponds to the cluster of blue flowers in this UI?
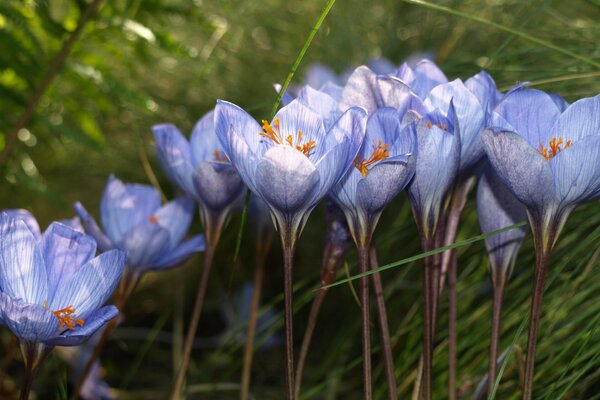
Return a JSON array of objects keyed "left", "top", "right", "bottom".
[{"left": 1, "top": 56, "right": 599, "bottom": 400}]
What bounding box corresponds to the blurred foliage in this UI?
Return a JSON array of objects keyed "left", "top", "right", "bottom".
[{"left": 0, "top": 0, "right": 599, "bottom": 399}]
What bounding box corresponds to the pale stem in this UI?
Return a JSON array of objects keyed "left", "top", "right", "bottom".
[
  {"left": 488, "top": 282, "right": 505, "bottom": 396},
  {"left": 357, "top": 244, "right": 373, "bottom": 400}
]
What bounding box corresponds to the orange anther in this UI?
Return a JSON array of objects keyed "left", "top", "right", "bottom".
[
  {"left": 148, "top": 215, "right": 159, "bottom": 224},
  {"left": 537, "top": 136, "right": 572, "bottom": 160},
  {"left": 353, "top": 140, "right": 390, "bottom": 177},
  {"left": 212, "top": 150, "right": 229, "bottom": 162},
  {"left": 53, "top": 306, "right": 85, "bottom": 331},
  {"left": 259, "top": 118, "right": 315, "bottom": 156}
]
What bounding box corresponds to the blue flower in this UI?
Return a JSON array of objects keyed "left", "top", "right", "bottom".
[
  {"left": 215, "top": 98, "right": 367, "bottom": 239},
  {"left": 476, "top": 166, "right": 528, "bottom": 287},
  {"left": 484, "top": 88, "right": 600, "bottom": 244},
  {"left": 392, "top": 59, "right": 448, "bottom": 98},
  {"left": 74, "top": 175, "right": 204, "bottom": 274},
  {"left": 330, "top": 107, "right": 416, "bottom": 245},
  {"left": 0, "top": 211, "right": 126, "bottom": 347}
]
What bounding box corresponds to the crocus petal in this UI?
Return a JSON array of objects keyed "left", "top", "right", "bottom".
[
  {"left": 0, "top": 292, "right": 58, "bottom": 341},
  {"left": 190, "top": 110, "right": 219, "bottom": 165},
  {"left": 73, "top": 202, "right": 114, "bottom": 252},
  {"left": 41, "top": 222, "right": 97, "bottom": 301},
  {"left": 551, "top": 134, "right": 600, "bottom": 204},
  {"left": 549, "top": 93, "right": 569, "bottom": 112},
  {"left": 44, "top": 306, "right": 118, "bottom": 347},
  {"left": 256, "top": 145, "right": 320, "bottom": 215},
  {"left": 100, "top": 176, "right": 161, "bottom": 244},
  {"left": 376, "top": 76, "right": 422, "bottom": 115},
  {"left": 465, "top": 70, "right": 501, "bottom": 112},
  {"left": 548, "top": 93, "right": 600, "bottom": 143},
  {"left": 49, "top": 250, "right": 126, "bottom": 317},
  {"left": 0, "top": 213, "right": 47, "bottom": 304},
  {"left": 118, "top": 223, "right": 171, "bottom": 269},
  {"left": 339, "top": 66, "right": 382, "bottom": 114},
  {"left": 410, "top": 59, "right": 448, "bottom": 97},
  {"left": 152, "top": 197, "right": 195, "bottom": 248},
  {"left": 153, "top": 125, "right": 197, "bottom": 197},
  {"left": 482, "top": 129, "right": 554, "bottom": 209},
  {"left": 151, "top": 234, "right": 205, "bottom": 270},
  {"left": 1, "top": 209, "right": 41, "bottom": 238},
  {"left": 192, "top": 162, "right": 245, "bottom": 211},
  {"left": 296, "top": 85, "right": 340, "bottom": 129},
  {"left": 304, "top": 62, "right": 341, "bottom": 88}
]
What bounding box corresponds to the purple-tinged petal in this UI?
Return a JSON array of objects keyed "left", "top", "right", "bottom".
[
  {"left": 151, "top": 197, "right": 195, "bottom": 248},
  {"left": 49, "top": 249, "right": 126, "bottom": 317},
  {"left": 367, "top": 57, "right": 396, "bottom": 75},
  {"left": 100, "top": 176, "right": 161, "bottom": 244},
  {"left": 550, "top": 134, "right": 600, "bottom": 205},
  {"left": 409, "top": 59, "right": 448, "bottom": 97},
  {"left": 296, "top": 85, "right": 340, "bottom": 129},
  {"left": 320, "top": 82, "right": 343, "bottom": 101},
  {"left": 465, "top": 70, "right": 502, "bottom": 112},
  {"left": 153, "top": 125, "right": 197, "bottom": 196},
  {"left": 1, "top": 209, "right": 41, "bottom": 239},
  {"left": 303, "top": 62, "right": 341, "bottom": 88},
  {"left": 192, "top": 162, "right": 245, "bottom": 211},
  {"left": 44, "top": 306, "right": 118, "bottom": 347},
  {"left": 256, "top": 145, "right": 320, "bottom": 215},
  {"left": 482, "top": 129, "right": 554, "bottom": 209},
  {"left": 190, "top": 110, "right": 220, "bottom": 166},
  {"left": 73, "top": 202, "right": 114, "bottom": 252},
  {"left": 274, "top": 83, "right": 296, "bottom": 106},
  {"left": 339, "top": 66, "right": 382, "bottom": 114},
  {"left": 0, "top": 292, "right": 57, "bottom": 342},
  {"left": 41, "top": 222, "right": 97, "bottom": 301},
  {"left": 151, "top": 235, "right": 205, "bottom": 270},
  {"left": 376, "top": 76, "right": 423, "bottom": 116},
  {"left": 0, "top": 213, "right": 47, "bottom": 303},
  {"left": 118, "top": 223, "right": 170, "bottom": 269},
  {"left": 548, "top": 93, "right": 600, "bottom": 143},
  {"left": 549, "top": 93, "right": 569, "bottom": 112}
]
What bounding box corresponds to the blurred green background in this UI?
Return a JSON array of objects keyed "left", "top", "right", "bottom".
[{"left": 0, "top": 0, "right": 599, "bottom": 399}]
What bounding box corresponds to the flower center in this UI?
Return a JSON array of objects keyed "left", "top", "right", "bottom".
[
  {"left": 537, "top": 137, "right": 572, "bottom": 160},
  {"left": 259, "top": 118, "right": 316, "bottom": 156},
  {"left": 52, "top": 306, "right": 84, "bottom": 331},
  {"left": 426, "top": 120, "right": 448, "bottom": 130},
  {"left": 353, "top": 140, "right": 390, "bottom": 177},
  {"left": 212, "top": 150, "right": 229, "bottom": 162}
]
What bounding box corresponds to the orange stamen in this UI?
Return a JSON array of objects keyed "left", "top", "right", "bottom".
[
  {"left": 52, "top": 306, "right": 84, "bottom": 331},
  {"left": 353, "top": 140, "right": 390, "bottom": 177},
  {"left": 537, "top": 137, "right": 572, "bottom": 160},
  {"left": 259, "top": 118, "right": 316, "bottom": 156},
  {"left": 148, "top": 215, "right": 159, "bottom": 224},
  {"left": 212, "top": 150, "right": 229, "bottom": 162}
]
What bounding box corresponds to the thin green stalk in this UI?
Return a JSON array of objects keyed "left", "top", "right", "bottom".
[
  {"left": 282, "top": 230, "right": 297, "bottom": 400},
  {"left": 357, "top": 244, "right": 373, "bottom": 400}
]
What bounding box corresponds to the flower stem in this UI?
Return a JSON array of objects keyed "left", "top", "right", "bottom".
[
  {"left": 170, "top": 242, "right": 216, "bottom": 400},
  {"left": 447, "top": 252, "right": 457, "bottom": 400},
  {"left": 294, "top": 285, "right": 328, "bottom": 399},
  {"left": 422, "top": 251, "right": 434, "bottom": 400},
  {"left": 281, "top": 231, "right": 297, "bottom": 400},
  {"left": 522, "top": 249, "right": 549, "bottom": 400},
  {"left": 488, "top": 283, "right": 505, "bottom": 396},
  {"left": 19, "top": 362, "right": 33, "bottom": 400},
  {"left": 357, "top": 244, "right": 372, "bottom": 400},
  {"left": 369, "top": 246, "right": 398, "bottom": 400},
  {"left": 19, "top": 342, "right": 51, "bottom": 400},
  {"left": 240, "top": 246, "right": 268, "bottom": 400}
]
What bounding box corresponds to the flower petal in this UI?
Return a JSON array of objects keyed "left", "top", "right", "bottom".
[
  {"left": 118, "top": 223, "right": 171, "bottom": 270},
  {"left": 465, "top": 70, "right": 501, "bottom": 112},
  {"left": 152, "top": 197, "right": 195, "bottom": 248},
  {"left": 41, "top": 222, "right": 97, "bottom": 301},
  {"left": 151, "top": 235, "right": 205, "bottom": 270},
  {"left": 73, "top": 202, "right": 114, "bottom": 252},
  {"left": 153, "top": 124, "right": 197, "bottom": 196},
  {"left": 49, "top": 249, "right": 126, "bottom": 317},
  {"left": 339, "top": 66, "right": 382, "bottom": 114},
  {"left": 296, "top": 85, "right": 340, "bottom": 130},
  {"left": 0, "top": 291, "right": 57, "bottom": 342},
  {"left": 1, "top": 209, "right": 41, "bottom": 239},
  {"left": 549, "top": 93, "right": 600, "bottom": 143},
  {"left": 190, "top": 110, "right": 219, "bottom": 165},
  {"left": 0, "top": 213, "right": 47, "bottom": 303},
  {"left": 192, "top": 162, "right": 245, "bottom": 211},
  {"left": 44, "top": 306, "right": 118, "bottom": 347}
]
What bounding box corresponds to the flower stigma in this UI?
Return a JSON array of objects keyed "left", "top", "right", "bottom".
[
  {"left": 354, "top": 140, "right": 390, "bottom": 177},
  {"left": 53, "top": 306, "right": 85, "bottom": 330},
  {"left": 259, "top": 118, "right": 316, "bottom": 156},
  {"left": 537, "top": 137, "right": 572, "bottom": 160}
]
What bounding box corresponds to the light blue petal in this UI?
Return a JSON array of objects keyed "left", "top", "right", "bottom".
[
  {"left": 549, "top": 93, "right": 569, "bottom": 112},
  {"left": 303, "top": 62, "right": 341, "bottom": 88},
  {"left": 339, "top": 66, "right": 381, "bottom": 114},
  {"left": 73, "top": 202, "right": 114, "bottom": 252},
  {"left": 320, "top": 82, "right": 343, "bottom": 101},
  {"left": 296, "top": 85, "right": 340, "bottom": 130},
  {"left": 190, "top": 110, "right": 220, "bottom": 166},
  {"left": 152, "top": 197, "right": 195, "bottom": 248},
  {"left": 49, "top": 250, "right": 126, "bottom": 317},
  {"left": 465, "top": 70, "right": 501, "bottom": 112},
  {"left": 44, "top": 306, "right": 118, "bottom": 347},
  {"left": 550, "top": 134, "right": 600, "bottom": 205},
  {"left": 1, "top": 209, "right": 41, "bottom": 239},
  {"left": 0, "top": 291, "right": 57, "bottom": 342},
  {"left": 410, "top": 59, "right": 448, "bottom": 97},
  {"left": 376, "top": 76, "right": 422, "bottom": 115},
  {"left": 482, "top": 128, "right": 554, "bottom": 209},
  {"left": 118, "top": 223, "right": 171, "bottom": 269},
  {"left": 153, "top": 124, "right": 197, "bottom": 196},
  {"left": 192, "top": 161, "right": 245, "bottom": 211},
  {"left": 256, "top": 145, "right": 320, "bottom": 215},
  {"left": 41, "top": 222, "right": 97, "bottom": 301},
  {"left": 0, "top": 213, "right": 47, "bottom": 303},
  {"left": 150, "top": 235, "right": 205, "bottom": 270},
  {"left": 100, "top": 176, "right": 161, "bottom": 244},
  {"left": 548, "top": 93, "right": 600, "bottom": 143}
]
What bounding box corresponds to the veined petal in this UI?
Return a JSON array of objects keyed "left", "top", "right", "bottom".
[
  {"left": 41, "top": 222, "right": 97, "bottom": 301},
  {"left": 1, "top": 209, "right": 41, "bottom": 239},
  {"left": 256, "top": 145, "right": 320, "bottom": 215},
  {"left": 151, "top": 235, "right": 205, "bottom": 270},
  {"left": 152, "top": 125, "right": 197, "bottom": 196},
  {"left": 152, "top": 197, "right": 195, "bottom": 248},
  {"left": 49, "top": 250, "right": 126, "bottom": 317},
  {"left": 376, "top": 76, "right": 421, "bottom": 115},
  {"left": 465, "top": 70, "right": 501, "bottom": 112},
  {"left": 73, "top": 202, "right": 114, "bottom": 252},
  {"left": 100, "top": 176, "right": 161, "bottom": 244},
  {"left": 482, "top": 129, "right": 554, "bottom": 209},
  {"left": 549, "top": 93, "right": 600, "bottom": 143},
  {"left": 190, "top": 110, "right": 219, "bottom": 165},
  {"left": 550, "top": 134, "right": 600, "bottom": 205},
  {"left": 0, "top": 292, "right": 57, "bottom": 342},
  {"left": 45, "top": 306, "right": 118, "bottom": 347},
  {"left": 297, "top": 85, "right": 340, "bottom": 129},
  {"left": 339, "top": 66, "right": 382, "bottom": 114},
  {"left": 0, "top": 213, "right": 47, "bottom": 304},
  {"left": 118, "top": 223, "right": 171, "bottom": 269},
  {"left": 192, "top": 161, "right": 245, "bottom": 211},
  {"left": 410, "top": 59, "right": 448, "bottom": 97}
]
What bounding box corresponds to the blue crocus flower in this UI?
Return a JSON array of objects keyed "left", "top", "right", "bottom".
[
  {"left": 74, "top": 175, "right": 205, "bottom": 276},
  {"left": 330, "top": 107, "right": 416, "bottom": 246},
  {"left": 0, "top": 211, "right": 126, "bottom": 348},
  {"left": 393, "top": 59, "right": 448, "bottom": 98}
]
